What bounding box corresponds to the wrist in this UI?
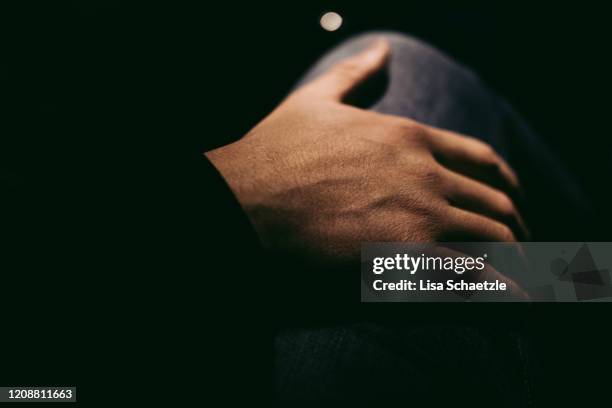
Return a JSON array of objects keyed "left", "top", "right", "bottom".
[{"left": 204, "top": 141, "right": 265, "bottom": 224}]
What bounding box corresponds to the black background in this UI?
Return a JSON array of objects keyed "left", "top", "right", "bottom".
[{"left": 3, "top": 1, "right": 612, "bottom": 406}]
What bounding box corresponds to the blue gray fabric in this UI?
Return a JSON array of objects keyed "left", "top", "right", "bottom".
[
  {"left": 274, "top": 32, "right": 594, "bottom": 407},
  {"left": 296, "top": 32, "right": 592, "bottom": 241}
]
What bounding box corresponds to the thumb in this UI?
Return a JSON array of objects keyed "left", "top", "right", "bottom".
[{"left": 299, "top": 39, "right": 390, "bottom": 101}]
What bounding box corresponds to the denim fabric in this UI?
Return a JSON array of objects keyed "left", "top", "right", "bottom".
[
  {"left": 274, "top": 32, "right": 593, "bottom": 407},
  {"left": 296, "top": 32, "right": 592, "bottom": 241}
]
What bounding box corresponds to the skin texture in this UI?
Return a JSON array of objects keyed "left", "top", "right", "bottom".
[{"left": 206, "top": 39, "right": 529, "bottom": 280}]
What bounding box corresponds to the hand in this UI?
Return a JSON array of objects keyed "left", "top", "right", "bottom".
[{"left": 205, "top": 39, "right": 528, "bottom": 265}]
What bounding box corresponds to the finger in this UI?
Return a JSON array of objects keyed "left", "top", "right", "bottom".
[
  {"left": 425, "top": 125, "right": 522, "bottom": 203},
  {"left": 443, "top": 206, "right": 519, "bottom": 242},
  {"left": 297, "top": 39, "right": 390, "bottom": 101},
  {"left": 442, "top": 168, "right": 530, "bottom": 240}
]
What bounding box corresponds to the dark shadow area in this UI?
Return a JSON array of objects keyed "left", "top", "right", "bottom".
[
  {"left": 344, "top": 64, "right": 390, "bottom": 109},
  {"left": 3, "top": 1, "right": 612, "bottom": 407}
]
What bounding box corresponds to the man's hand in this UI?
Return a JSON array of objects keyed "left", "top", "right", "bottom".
[{"left": 205, "top": 39, "right": 528, "bottom": 264}]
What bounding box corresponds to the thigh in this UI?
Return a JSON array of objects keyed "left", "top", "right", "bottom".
[
  {"left": 296, "top": 32, "right": 509, "bottom": 155},
  {"left": 276, "top": 323, "right": 531, "bottom": 407}
]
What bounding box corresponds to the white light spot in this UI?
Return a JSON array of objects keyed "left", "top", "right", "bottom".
[{"left": 320, "top": 12, "right": 343, "bottom": 32}]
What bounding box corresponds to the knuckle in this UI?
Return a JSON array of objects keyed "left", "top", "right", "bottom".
[
  {"left": 401, "top": 119, "right": 427, "bottom": 137},
  {"left": 389, "top": 119, "right": 430, "bottom": 146},
  {"left": 417, "top": 161, "right": 443, "bottom": 184},
  {"left": 407, "top": 201, "right": 444, "bottom": 239},
  {"left": 426, "top": 197, "right": 449, "bottom": 222}
]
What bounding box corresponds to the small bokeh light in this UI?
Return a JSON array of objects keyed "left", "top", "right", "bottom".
[{"left": 320, "top": 12, "right": 343, "bottom": 32}]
